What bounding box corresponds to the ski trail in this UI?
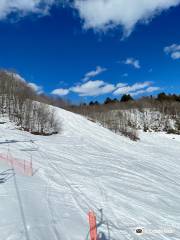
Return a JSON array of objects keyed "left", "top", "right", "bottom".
[{"left": 0, "top": 109, "right": 180, "bottom": 239}]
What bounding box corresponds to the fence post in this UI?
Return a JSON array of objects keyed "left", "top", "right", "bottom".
[
  {"left": 30, "top": 156, "right": 33, "bottom": 176},
  {"left": 88, "top": 210, "right": 97, "bottom": 240}
]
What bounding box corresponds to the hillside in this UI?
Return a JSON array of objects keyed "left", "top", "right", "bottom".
[
  {"left": 69, "top": 96, "right": 180, "bottom": 138},
  {"left": 0, "top": 107, "right": 180, "bottom": 240}
]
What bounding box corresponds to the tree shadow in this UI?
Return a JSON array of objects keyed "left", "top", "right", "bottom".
[
  {"left": 20, "top": 148, "right": 38, "bottom": 152},
  {"left": 96, "top": 209, "right": 111, "bottom": 240},
  {"left": 0, "top": 169, "right": 15, "bottom": 184},
  {"left": 0, "top": 139, "right": 36, "bottom": 145},
  {"left": 98, "top": 232, "right": 108, "bottom": 240},
  {"left": 0, "top": 140, "right": 19, "bottom": 144}
]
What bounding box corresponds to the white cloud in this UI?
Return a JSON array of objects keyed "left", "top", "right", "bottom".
[
  {"left": 51, "top": 80, "right": 160, "bottom": 97},
  {"left": 6, "top": 71, "right": 43, "bottom": 94},
  {"left": 164, "top": 44, "right": 180, "bottom": 53},
  {"left": 113, "top": 81, "right": 153, "bottom": 95},
  {"left": 146, "top": 86, "right": 161, "bottom": 92},
  {"left": 28, "top": 82, "right": 43, "bottom": 94},
  {"left": 51, "top": 88, "right": 69, "bottom": 96},
  {"left": 164, "top": 44, "right": 180, "bottom": 59},
  {"left": 6, "top": 71, "right": 44, "bottom": 94},
  {"left": 171, "top": 51, "right": 180, "bottom": 59},
  {"left": 130, "top": 86, "right": 160, "bottom": 96},
  {"left": 123, "top": 58, "right": 141, "bottom": 69},
  {"left": 74, "top": 0, "right": 180, "bottom": 36},
  {"left": 116, "top": 83, "right": 128, "bottom": 88},
  {"left": 82, "top": 66, "right": 107, "bottom": 82},
  {"left": 0, "top": 1, "right": 179, "bottom": 38},
  {"left": 0, "top": 0, "right": 56, "bottom": 20},
  {"left": 71, "top": 80, "right": 115, "bottom": 96},
  {"left": 6, "top": 71, "right": 26, "bottom": 82},
  {"left": 13, "top": 73, "right": 26, "bottom": 82}
]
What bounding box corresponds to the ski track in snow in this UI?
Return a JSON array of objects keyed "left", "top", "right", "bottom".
[{"left": 0, "top": 107, "right": 180, "bottom": 240}]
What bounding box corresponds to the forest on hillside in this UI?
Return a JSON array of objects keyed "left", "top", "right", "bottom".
[
  {"left": 68, "top": 93, "right": 180, "bottom": 140},
  {"left": 0, "top": 70, "right": 61, "bottom": 135}
]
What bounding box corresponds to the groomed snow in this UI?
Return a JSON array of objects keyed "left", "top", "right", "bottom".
[{"left": 0, "top": 107, "right": 180, "bottom": 240}]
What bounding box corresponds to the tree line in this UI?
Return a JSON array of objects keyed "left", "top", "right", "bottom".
[{"left": 82, "top": 93, "right": 180, "bottom": 107}]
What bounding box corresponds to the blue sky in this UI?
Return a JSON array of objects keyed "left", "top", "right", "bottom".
[{"left": 0, "top": 1, "right": 180, "bottom": 103}]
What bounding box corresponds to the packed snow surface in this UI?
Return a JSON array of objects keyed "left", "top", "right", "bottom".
[{"left": 0, "top": 107, "right": 180, "bottom": 240}]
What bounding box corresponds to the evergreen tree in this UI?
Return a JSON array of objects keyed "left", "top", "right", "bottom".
[
  {"left": 104, "top": 97, "right": 112, "bottom": 104},
  {"left": 120, "top": 94, "right": 134, "bottom": 102}
]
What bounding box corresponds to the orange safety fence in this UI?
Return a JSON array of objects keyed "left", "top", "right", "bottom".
[
  {"left": 0, "top": 153, "right": 33, "bottom": 176},
  {"left": 88, "top": 210, "right": 97, "bottom": 240}
]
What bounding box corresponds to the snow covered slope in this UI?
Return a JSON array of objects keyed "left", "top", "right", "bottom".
[{"left": 0, "top": 107, "right": 180, "bottom": 240}]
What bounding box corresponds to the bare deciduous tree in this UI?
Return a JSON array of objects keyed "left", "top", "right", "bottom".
[{"left": 0, "top": 70, "right": 61, "bottom": 135}]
